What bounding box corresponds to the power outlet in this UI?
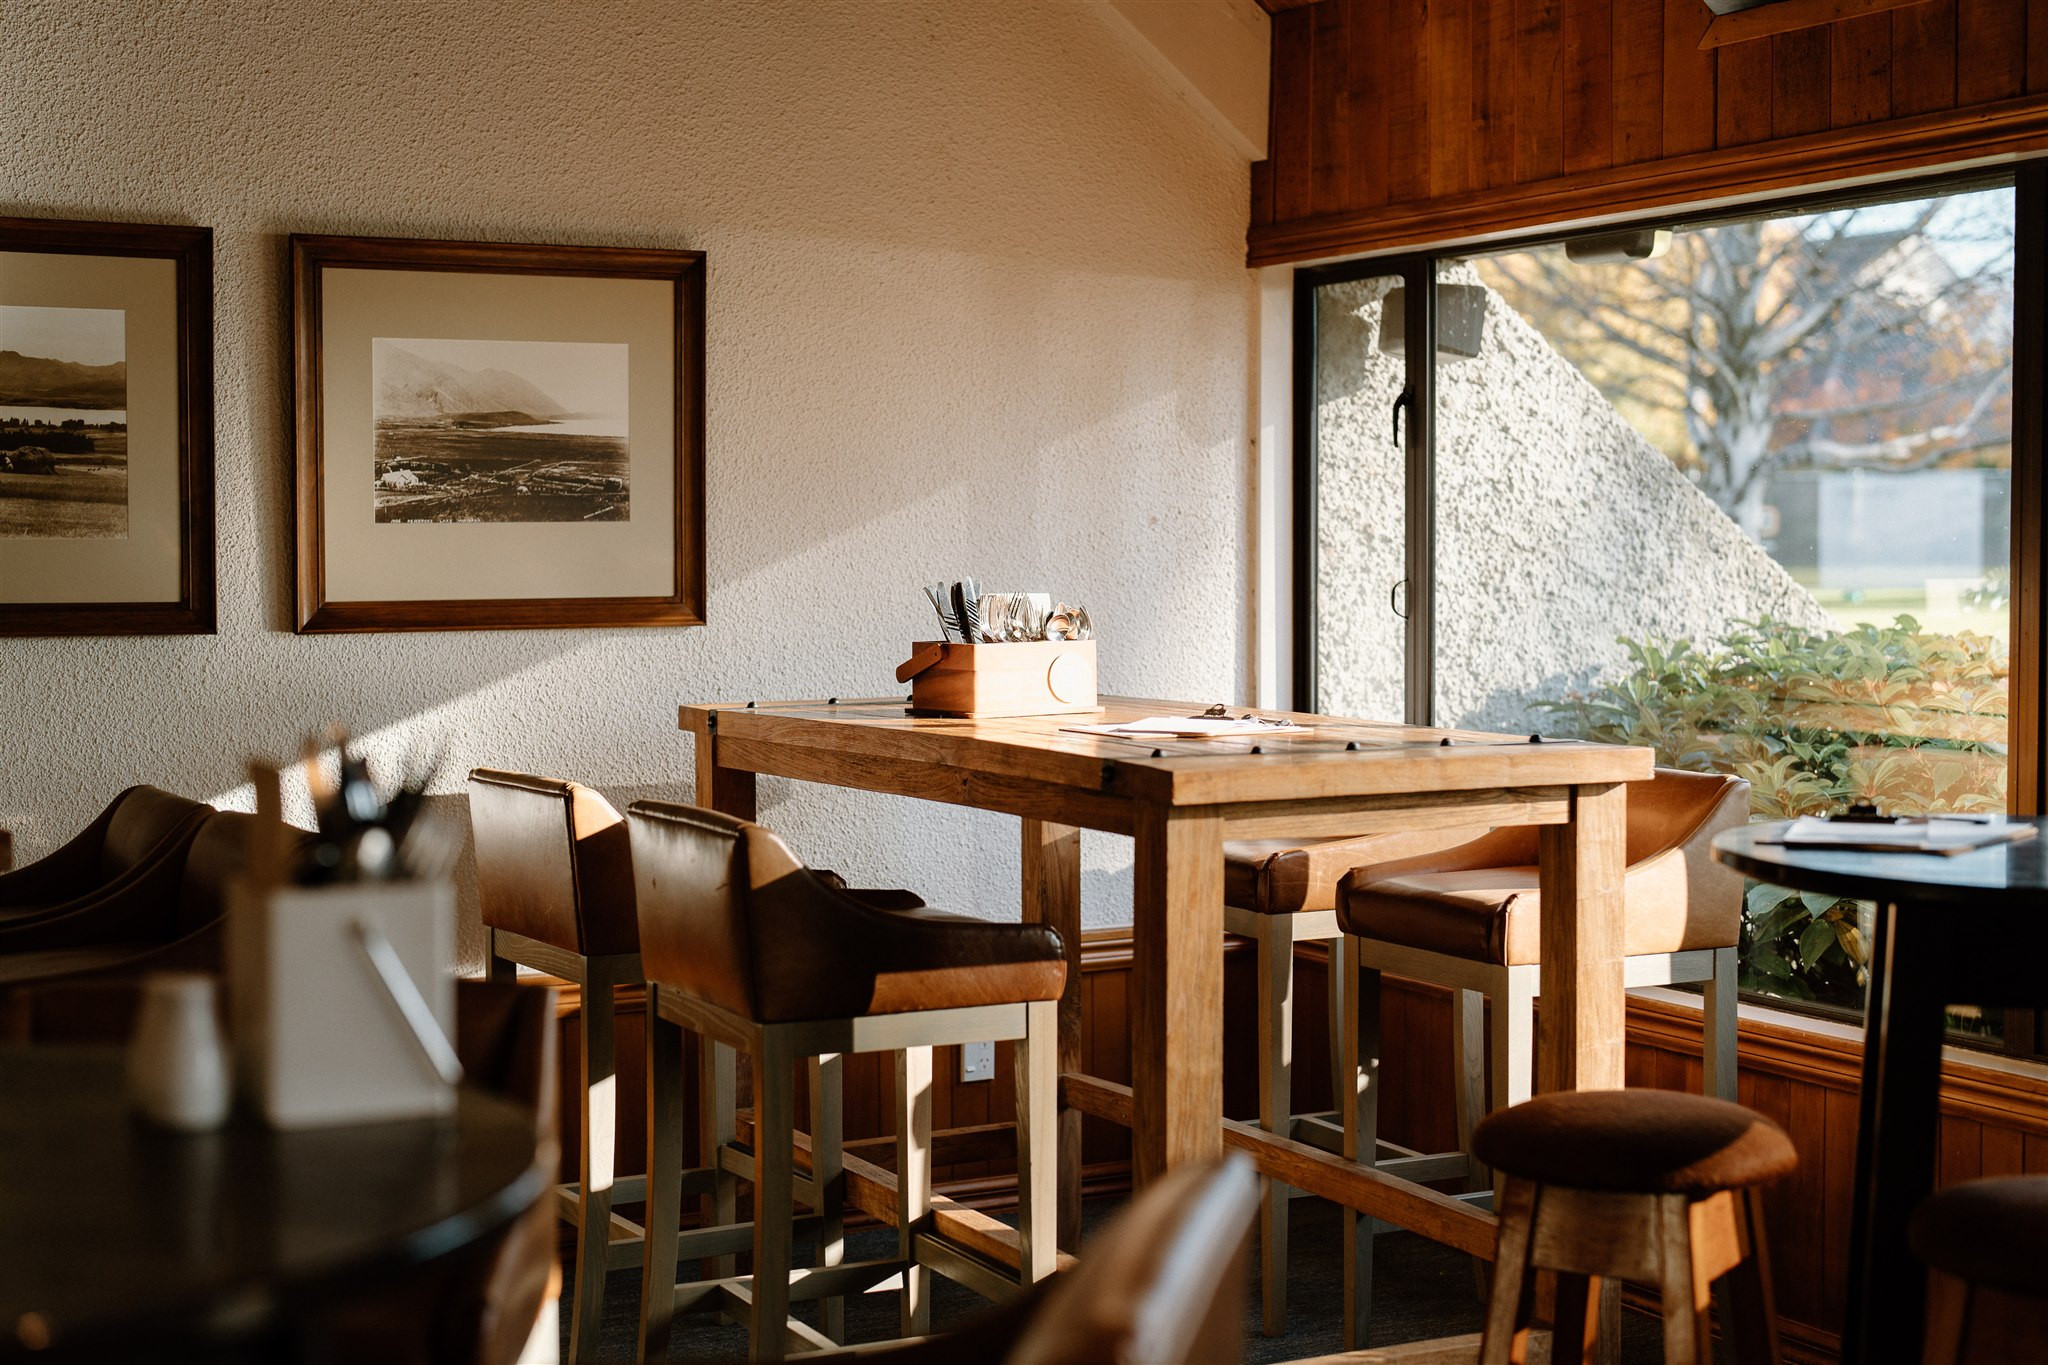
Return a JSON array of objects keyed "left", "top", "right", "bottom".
[{"left": 959, "top": 1041, "right": 995, "bottom": 1084}]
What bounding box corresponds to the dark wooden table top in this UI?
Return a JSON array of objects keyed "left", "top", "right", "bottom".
[
  {"left": 0, "top": 1045, "right": 546, "bottom": 1358},
  {"left": 1714, "top": 819, "right": 2048, "bottom": 908}
]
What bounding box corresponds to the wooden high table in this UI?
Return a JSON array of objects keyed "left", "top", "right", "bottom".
[{"left": 680, "top": 696, "right": 1653, "bottom": 1254}]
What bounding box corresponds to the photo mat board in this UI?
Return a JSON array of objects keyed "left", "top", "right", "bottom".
[
  {"left": 0, "top": 217, "right": 214, "bottom": 635},
  {"left": 292, "top": 234, "right": 706, "bottom": 632}
]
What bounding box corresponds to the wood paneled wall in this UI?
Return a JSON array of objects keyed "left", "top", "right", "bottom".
[
  {"left": 551, "top": 933, "right": 2048, "bottom": 1359},
  {"left": 1250, "top": 0, "right": 2048, "bottom": 264}
]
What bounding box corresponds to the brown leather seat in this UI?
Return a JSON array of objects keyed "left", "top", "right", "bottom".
[
  {"left": 1338, "top": 769, "right": 1750, "bottom": 963},
  {"left": 469, "top": 769, "right": 638, "bottom": 958},
  {"left": 628, "top": 801, "right": 1066, "bottom": 1024},
  {"left": 1910, "top": 1176, "right": 2048, "bottom": 1299},
  {"left": 0, "top": 786, "right": 212, "bottom": 932},
  {"left": 1224, "top": 825, "right": 1490, "bottom": 915},
  {"left": 1472, "top": 1090, "right": 1798, "bottom": 1196}
]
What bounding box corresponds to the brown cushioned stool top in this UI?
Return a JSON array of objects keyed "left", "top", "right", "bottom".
[
  {"left": 1224, "top": 826, "right": 1491, "bottom": 916},
  {"left": 1909, "top": 1176, "right": 2048, "bottom": 1298},
  {"left": 1471, "top": 1090, "right": 1798, "bottom": 1195}
]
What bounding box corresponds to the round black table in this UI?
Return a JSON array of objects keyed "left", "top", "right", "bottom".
[
  {"left": 0, "top": 1046, "right": 548, "bottom": 1361},
  {"left": 1714, "top": 821, "right": 2048, "bottom": 1365}
]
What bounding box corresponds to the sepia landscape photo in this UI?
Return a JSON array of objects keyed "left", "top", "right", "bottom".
[
  {"left": 0, "top": 304, "right": 128, "bottom": 539},
  {"left": 372, "top": 337, "right": 630, "bottom": 524}
]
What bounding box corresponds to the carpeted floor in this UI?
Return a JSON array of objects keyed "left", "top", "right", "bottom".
[{"left": 560, "top": 1196, "right": 1670, "bottom": 1362}]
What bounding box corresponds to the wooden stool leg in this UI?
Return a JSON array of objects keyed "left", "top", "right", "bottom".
[
  {"left": 485, "top": 930, "right": 515, "bottom": 984},
  {"left": 1326, "top": 930, "right": 1348, "bottom": 1114},
  {"left": 700, "top": 1035, "right": 738, "bottom": 1280},
  {"left": 896, "top": 1045, "right": 934, "bottom": 1337},
  {"left": 1341, "top": 946, "right": 1382, "bottom": 1351},
  {"left": 1656, "top": 1194, "right": 1715, "bottom": 1365},
  {"left": 637, "top": 989, "right": 685, "bottom": 1363},
  {"left": 1704, "top": 946, "right": 1738, "bottom": 1102},
  {"left": 1718, "top": 1186, "right": 1784, "bottom": 1365},
  {"left": 752, "top": 1031, "right": 797, "bottom": 1363},
  {"left": 1015, "top": 1000, "right": 1058, "bottom": 1285},
  {"left": 808, "top": 1052, "right": 845, "bottom": 1343},
  {"left": 1454, "top": 987, "right": 1488, "bottom": 1189},
  {"left": 1550, "top": 1273, "right": 1604, "bottom": 1365},
  {"left": 1480, "top": 1178, "right": 1539, "bottom": 1365},
  {"left": 1492, "top": 968, "right": 1537, "bottom": 1208},
  {"left": 1256, "top": 916, "right": 1294, "bottom": 1338},
  {"left": 569, "top": 965, "right": 617, "bottom": 1365},
  {"left": 1919, "top": 1271, "right": 1969, "bottom": 1365}
]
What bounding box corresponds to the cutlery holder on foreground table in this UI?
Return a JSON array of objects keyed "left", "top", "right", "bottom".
[{"left": 897, "top": 638, "right": 1098, "bottom": 718}]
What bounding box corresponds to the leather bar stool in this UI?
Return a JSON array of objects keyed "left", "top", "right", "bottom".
[
  {"left": 1474, "top": 1089, "right": 1795, "bottom": 1365},
  {"left": 628, "top": 800, "right": 1066, "bottom": 1363},
  {"left": 1909, "top": 1176, "right": 2048, "bottom": 1364},
  {"left": 467, "top": 769, "right": 641, "bottom": 1364},
  {"left": 1333, "top": 768, "right": 1750, "bottom": 1347},
  {"left": 1224, "top": 824, "right": 1485, "bottom": 1337}
]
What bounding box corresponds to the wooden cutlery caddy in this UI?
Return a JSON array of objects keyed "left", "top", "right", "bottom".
[{"left": 896, "top": 639, "right": 1098, "bottom": 718}]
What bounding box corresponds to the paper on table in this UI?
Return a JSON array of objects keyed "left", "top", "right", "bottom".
[
  {"left": 1061, "top": 716, "right": 1314, "bottom": 740},
  {"left": 1771, "top": 816, "right": 2037, "bottom": 856}
]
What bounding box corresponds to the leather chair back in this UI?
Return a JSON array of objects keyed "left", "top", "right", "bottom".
[
  {"left": 98, "top": 786, "right": 211, "bottom": 883},
  {"left": 468, "top": 770, "right": 636, "bottom": 957},
  {"left": 627, "top": 801, "right": 757, "bottom": 1020},
  {"left": 1630, "top": 768, "right": 1751, "bottom": 950},
  {"left": 1007, "top": 1154, "right": 1260, "bottom": 1364}
]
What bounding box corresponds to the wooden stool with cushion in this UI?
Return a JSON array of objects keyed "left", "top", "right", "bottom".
[
  {"left": 1224, "top": 825, "right": 1485, "bottom": 1336},
  {"left": 468, "top": 768, "right": 643, "bottom": 1364},
  {"left": 1333, "top": 768, "right": 1750, "bottom": 1347},
  {"left": 629, "top": 800, "right": 1066, "bottom": 1363},
  {"left": 1473, "top": 1089, "right": 1794, "bottom": 1365},
  {"left": 1909, "top": 1176, "right": 2048, "bottom": 1364}
]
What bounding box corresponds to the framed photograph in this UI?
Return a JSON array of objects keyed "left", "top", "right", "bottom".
[
  {"left": 0, "top": 216, "right": 214, "bottom": 635},
  {"left": 290, "top": 234, "right": 706, "bottom": 632}
]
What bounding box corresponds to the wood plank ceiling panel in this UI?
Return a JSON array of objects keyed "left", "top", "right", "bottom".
[
  {"left": 1428, "top": 0, "right": 1477, "bottom": 198},
  {"left": 1311, "top": 0, "right": 1352, "bottom": 214},
  {"left": 1957, "top": 0, "right": 2030, "bottom": 105},
  {"left": 1563, "top": 0, "right": 1617, "bottom": 174},
  {"left": 1831, "top": 11, "right": 1896, "bottom": 125},
  {"left": 1270, "top": 7, "right": 1317, "bottom": 221},
  {"left": 1473, "top": 0, "right": 1521, "bottom": 188},
  {"left": 1347, "top": 0, "right": 1393, "bottom": 209},
  {"left": 1891, "top": 0, "right": 1960, "bottom": 115},
  {"left": 1773, "top": 27, "right": 1835, "bottom": 137},
  {"left": 1716, "top": 36, "right": 1778, "bottom": 145},
  {"left": 1515, "top": 0, "right": 1567, "bottom": 183},
  {"left": 1663, "top": 0, "right": 1720, "bottom": 154},
  {"left": 1388, "top": 0, "right": 1432, "bottom": 202},
  {"left": 1613, "top": 0, "right": 1667, "bottom": 164}
]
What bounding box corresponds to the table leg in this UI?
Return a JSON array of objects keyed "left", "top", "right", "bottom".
[
  {"left": 1842, "top": 899, "right": 1947, "bottom": 1365},
  {"left": 1534, "top": 782, "right": 1628, "bottom": 1093},
  {"left": 690, "top": 711, "right": 758, "bottom": 819},
  {"left": 1130, "top": 805, "right": 1225, "bottom": 1186},
  {"left": 1021, "top": 819, "right": 1083, "bottom": 1253}
]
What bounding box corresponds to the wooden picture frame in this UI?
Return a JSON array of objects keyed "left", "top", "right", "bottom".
[
  {"left": 290, "top": 234, "right": 706, "bottom": 633},
  {"left": 0, "top": 216, "right": 214, "bottom": 636}
]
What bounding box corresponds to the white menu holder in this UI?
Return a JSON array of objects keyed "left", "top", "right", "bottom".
[
  {"left": 225, "top": 757, "right": 458, "bottom": 1129},
  {"left": 226, "top": 877, "right": 457, "bottom": 1128}
]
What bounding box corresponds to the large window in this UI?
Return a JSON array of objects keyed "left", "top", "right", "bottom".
[{"left": 1299, "top": 172, "right": 2042, "bottom": 1042}]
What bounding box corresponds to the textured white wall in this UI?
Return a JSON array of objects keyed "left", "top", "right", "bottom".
[{"left": 0, "top": 0, "right": 1254, "bottom": 956}]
